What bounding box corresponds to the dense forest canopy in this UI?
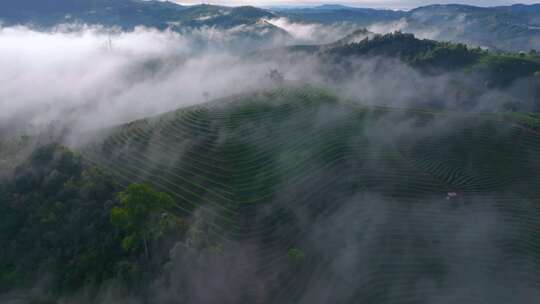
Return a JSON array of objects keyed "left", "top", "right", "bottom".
[{"left": 0, "top": 144, "right": 190, "bottom": 299}]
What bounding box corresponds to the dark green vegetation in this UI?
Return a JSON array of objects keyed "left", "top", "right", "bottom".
[
  {"left": 73, "top": 88, "right": 540, "bottom": 302},
  {"left": 0, "top": 144, "right": 119, "bottom": 293},
  {"left": 2, "top": 88, "right": 540, "bottom": 302},
  {"left": 111, "top": 183, "right": 180, "bottom": 256},
  {"left": 0, "top": 144, "right": 187, "bottom": 299},
  {"left": 81, "top": 87, "right": 540, "bottom": 212},
  {"left": 327, "top": 32, "right": 540, "bottom": 80},
  {"left": 262, "top": 32, "right": 540, "bottom": 112},
  {"left": 327, "top": 32, "right": 487, "bottom": 70}
]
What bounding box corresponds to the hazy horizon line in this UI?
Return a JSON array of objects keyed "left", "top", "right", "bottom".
[{"left": 169, "top": 1, "right": 539, "bottom": 11}]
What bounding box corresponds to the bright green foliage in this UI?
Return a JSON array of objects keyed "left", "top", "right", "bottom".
[{"left": 111, "top": 184, "right": 177, "bottom": 255}]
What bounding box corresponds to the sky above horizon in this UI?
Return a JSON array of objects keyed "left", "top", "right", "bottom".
[{"left": 172, "top": 0, "right": 539, "bottom": 9}]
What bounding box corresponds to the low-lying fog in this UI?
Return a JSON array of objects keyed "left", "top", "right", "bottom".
[{"left": 0, "top": 20, "right": 537, "bottom": 140}]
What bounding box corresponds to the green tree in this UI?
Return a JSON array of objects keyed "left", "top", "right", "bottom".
[{"left": 110, "top": 184, "right": 177, "bottom": 259}]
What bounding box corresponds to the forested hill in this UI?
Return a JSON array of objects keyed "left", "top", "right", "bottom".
[
  {"left": 255, "top": 32, "right": 540, "bottom": 111},
  {"left": 4, "top": 88, "right": 540, "bottom": 302},
  {"left": 326, "top": 32, "right": 540, "bottom": 79},
  {"left": 0, "top": 144, "right": 189, "bottom": 301}
]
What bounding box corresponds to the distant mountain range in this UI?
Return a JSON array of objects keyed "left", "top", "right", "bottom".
[
  {"left": 279, "top": 3, "right": 540, "bottom": 51},
  {"left": 1, "top": 1, "right": 540, "bottom": 52},
  {"left": 0, "top": 1, "right": 276, "bottom": 30}
]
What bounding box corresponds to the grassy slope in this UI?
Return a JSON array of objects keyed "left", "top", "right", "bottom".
[
  {"left": 77, "top": 87, "right": 540, "bottom": 302},
  {"left": 2, "top": 87, "right": 539, "bottom": 302}
]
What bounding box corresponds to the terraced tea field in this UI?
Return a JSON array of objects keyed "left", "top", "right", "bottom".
[{"left": 80, "top": 88, "right": 540, "bottom": 303}]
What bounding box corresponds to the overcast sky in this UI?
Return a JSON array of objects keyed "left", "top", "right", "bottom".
[{"left": 172, "top": 0, "right": 539, "bottom": 9}]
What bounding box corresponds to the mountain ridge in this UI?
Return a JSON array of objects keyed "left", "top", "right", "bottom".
[{"left": 2, "top": 1, "right": 540, "bottom": 51}]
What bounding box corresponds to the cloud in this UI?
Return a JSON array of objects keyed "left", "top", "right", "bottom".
[
  {"left": 0, "top": 21, "right": 537, "bottom": 147},
  {"left": 0, "top": 25, "right": 290, "bottom": 138},
  {"left": 266, "top": 17, "right": 358, "bottom": 44},
  {"left": 1, "top": 22, "right": 540, "bottom": 303}
]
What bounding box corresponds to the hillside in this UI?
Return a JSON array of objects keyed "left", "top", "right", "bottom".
[
  {"left": 3, "top": 2, "right": 540, "bottom": 303},
  {"left": 327, "top": 32, "right": 540, "bottom": 75},
  {"left": 57, "top": 88, "right": 540, "bottom": 302},
  {"left": 3, "top": 87, "right": 540, "bottom": 302},
  {"left": 255, "top": 32, "right": 540, "bottom": 112}
]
